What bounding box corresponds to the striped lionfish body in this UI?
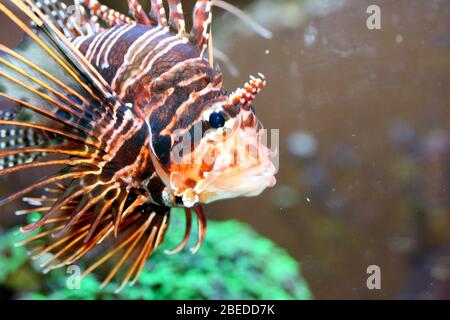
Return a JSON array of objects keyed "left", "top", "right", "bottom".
[{"left": 0, "top": 0, "right": 277, "bottom": 290}]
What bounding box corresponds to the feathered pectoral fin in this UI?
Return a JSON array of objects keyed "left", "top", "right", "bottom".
[
  {"left": 18, "top": 188, "right": 171, "bottom": 292},
  {"left": 0, "top": 0, "right": 165, "bottom": 289},
  {"left": 0, "top": 0, "right": 212, "bottom": 290},
  {"left": 0, "top": 0, "right": 135, "bottom": 196}
]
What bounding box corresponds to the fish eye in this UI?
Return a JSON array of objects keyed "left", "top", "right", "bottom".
[{"left": 208, "top": 112, "right": 226, "bottom": 129}]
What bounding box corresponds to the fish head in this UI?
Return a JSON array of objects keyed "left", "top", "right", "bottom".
[{"left": 147, "top": 71, "right": 277, "bottom": 208}]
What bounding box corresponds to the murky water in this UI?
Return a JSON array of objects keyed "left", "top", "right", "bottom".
[
  {"left": 208, "top": 0, "right": 450, "bottom": 299},
  {"left": 0, "top": 0, "right": 449, "bottom": 299}
]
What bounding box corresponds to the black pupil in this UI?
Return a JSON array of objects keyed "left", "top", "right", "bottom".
[{"left": 209, "top": 112, "right": 226, "bottom": 129}]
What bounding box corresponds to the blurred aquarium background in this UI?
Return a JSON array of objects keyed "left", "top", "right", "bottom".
[{"left": 0, "top": 0, "right": 449, "bottom": 299}]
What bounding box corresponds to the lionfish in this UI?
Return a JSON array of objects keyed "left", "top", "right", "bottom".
[{"left": 0, "top": 0, "right": 276, "bottom": 291}]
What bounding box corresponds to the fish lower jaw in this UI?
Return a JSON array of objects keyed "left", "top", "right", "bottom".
[{"left": 179, "top": 188, "right": 200, "bottom": 208}]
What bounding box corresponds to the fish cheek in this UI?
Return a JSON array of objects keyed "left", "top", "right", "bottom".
[{"left": 151, "top": 134, "right": 172, "bottom": 168}]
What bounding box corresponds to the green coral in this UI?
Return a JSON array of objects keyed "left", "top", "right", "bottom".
[
  {"left": 0, "top": 208, "right": 312, "bottom": 300},
  {"left": 0, "top": 230, "right": 28, "bottom": 284}
]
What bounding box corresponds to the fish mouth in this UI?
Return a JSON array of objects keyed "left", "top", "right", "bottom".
[{"left": 168, "top": 111, "right": 277, "bottom": 207}]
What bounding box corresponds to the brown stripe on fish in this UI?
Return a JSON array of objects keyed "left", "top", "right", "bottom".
[
  {"left": 143, "top": 58, "right": 217, "bottom": 132},
  {"left": 99, "top": 107, "right": 144, "bottom": 157},
  {"left": 102, "top": 122, "right": 153, "bottom": 184},
  {"left": 109, "top": 25, "right": 166, "bottom": 87},
  {"left": 143, "top": 73, "right": 221, "bottom": 166},
  {"left": 111, "top": 27, "right": 176, "bottom": 97},
  {"left": 114, "top": 36, "right": 199, "bottom": 100},
  {"left": 94, "top": 24, "right": 135, "bottom": 68},
  {"left": 144, "top": 171, "right": 167, "bottom": 206},
  {"left": 84, "top": 26, "right": 117, "bottom": 62},
  {"left": 75, "top": 24, "right": 146, "bottom": 84}
]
